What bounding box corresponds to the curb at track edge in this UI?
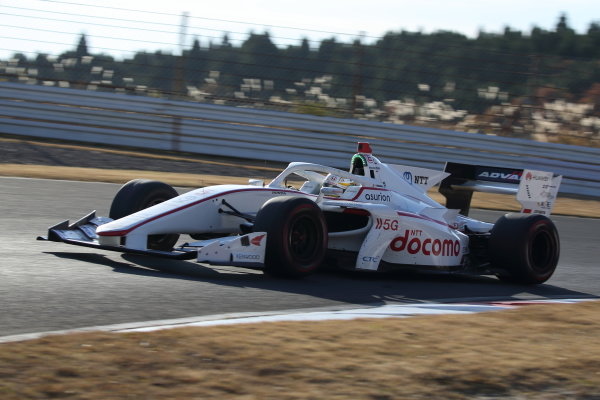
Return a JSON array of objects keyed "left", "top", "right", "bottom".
[{"left": 0, "top": 298, "right": 595, "bottom": 344}]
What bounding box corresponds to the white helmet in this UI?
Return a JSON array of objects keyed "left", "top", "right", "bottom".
[{"left": 323, "top": 174, "right": 353, "bottom": 188}]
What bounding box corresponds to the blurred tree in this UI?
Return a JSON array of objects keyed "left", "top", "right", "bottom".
[
  {"left": 205, "top": 33, "right": 237, "bottom": 96},
  {"left": 186, "top": 38, "right": 206, "bottom": 88},
  {"left": 281, "top": 38, "right": 313, "bottom": 89},
  {"left": 75, "top": 34, "right": 89, "bottom": 58},
  {"left": 240, "top": 32, "right": 280, "bottom": 83},
  {"left": 555, "top": 14, "right": 578, "bottom": 57}
]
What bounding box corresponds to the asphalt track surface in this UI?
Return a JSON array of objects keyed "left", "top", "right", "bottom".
[{"left": 2, "top": 176, "right": 599, "bottom": 338}]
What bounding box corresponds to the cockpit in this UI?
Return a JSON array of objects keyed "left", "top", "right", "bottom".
[{"left": 268, "top": 162, "right": 368, "bottom": 199}]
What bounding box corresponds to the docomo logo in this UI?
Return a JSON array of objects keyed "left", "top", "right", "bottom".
[{"left": 390, "top": 230, "right": 461, "bottom": 257}]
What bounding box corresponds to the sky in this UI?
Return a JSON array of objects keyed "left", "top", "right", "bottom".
[{"left": 1, "top": 0, "right": 599, "bottom": 60}]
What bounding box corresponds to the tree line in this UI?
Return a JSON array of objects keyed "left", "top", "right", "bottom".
[{"left": 3, "top": 14, "right": 600, "bottom": 118}]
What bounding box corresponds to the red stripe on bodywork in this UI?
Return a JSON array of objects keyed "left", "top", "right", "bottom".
[
  {"left": 395, "top": 211, "right": 452, "bottom": 228},
  {"left": 98, "top": 187, "right": 299, "bottom": 237},
  {"left": 347, "top": 186, "right": 389, "bottom": 201},
  {"left": 342, "top": 208, "right": 370, "bottom": 216}
]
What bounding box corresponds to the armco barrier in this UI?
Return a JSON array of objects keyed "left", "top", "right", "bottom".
[{"left": 1, "top": 81, "right": 599, "bottom": 197}]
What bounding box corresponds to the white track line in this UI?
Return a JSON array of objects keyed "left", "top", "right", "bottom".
[{"left": 117, "top": 299, "right": 595, "bottom": 333}]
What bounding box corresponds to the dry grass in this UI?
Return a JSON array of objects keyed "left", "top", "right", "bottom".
[
  {"left": 0, "top": 163, "right": 250, "bottom": 188},
  {"left": 1, "top": 301, "right": 599, "bottom": 399}
]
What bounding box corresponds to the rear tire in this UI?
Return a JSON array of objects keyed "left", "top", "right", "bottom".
[
  {"left": 253, "top": 196, "right": 327, "bottom": 278},
  {"left": 489, "top": 213, "right": 559, "bottom": 284},
  {"left": 109, "top": 179, "right": 180, "bottom": 251}
]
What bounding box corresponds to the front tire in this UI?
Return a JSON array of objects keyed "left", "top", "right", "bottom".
[
  {"left": 253, "top": 196, "right": 327, "bottom": 278},
  {"left": 109, "top": 179, "right": 180, "bottom": 251},
  {"left": 489, "top": 213, "right": 560, "bottom": 284}
]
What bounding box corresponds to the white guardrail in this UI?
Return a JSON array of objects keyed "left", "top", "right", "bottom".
[{"left": 1, "top": 81, "right": 599, "bottom": 198}]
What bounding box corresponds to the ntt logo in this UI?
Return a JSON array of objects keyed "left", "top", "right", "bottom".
[{"left": 403, "top": 171, "right": 413, "bottom": 184}]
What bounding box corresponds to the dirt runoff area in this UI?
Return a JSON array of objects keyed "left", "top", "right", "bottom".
[{"left": 1, "top": 301, "right": 599, "bottom": 399}]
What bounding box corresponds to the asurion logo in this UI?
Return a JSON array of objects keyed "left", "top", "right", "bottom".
[{"left": 364, "top": 193, "right": 391, "bottom": 202}]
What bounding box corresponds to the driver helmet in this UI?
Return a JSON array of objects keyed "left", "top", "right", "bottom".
[{"left": 323, "top": 174, "right": 354, "bottom": 189}]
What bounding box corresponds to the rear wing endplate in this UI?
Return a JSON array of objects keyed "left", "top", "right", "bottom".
[{"left": 439, "top": 162, "right": 562, "bottom": 216}]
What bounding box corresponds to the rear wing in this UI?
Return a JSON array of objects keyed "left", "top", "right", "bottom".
[{"left": 439, "top": 162, "right": 562, "bottom": 216}]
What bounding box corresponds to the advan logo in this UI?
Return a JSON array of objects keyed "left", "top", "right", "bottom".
[
  {"left": 476, "top": 167, "right": 522, "bottom": 183},
  {"left": 478, "top": 171, "right": 521, "bottom": 182},
  {"left": 390, "top": 229, "right": 461, "bottom": 257}
]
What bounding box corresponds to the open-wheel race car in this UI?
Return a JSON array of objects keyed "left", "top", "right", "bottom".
[{"left": 39, "top": 142, "right": 563, "bottom": 284}]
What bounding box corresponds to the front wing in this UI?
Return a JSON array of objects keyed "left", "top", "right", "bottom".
[{"left": 37, "top": 211, "right": 267, "bottom": 266}]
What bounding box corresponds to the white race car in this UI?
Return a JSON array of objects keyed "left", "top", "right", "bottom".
[{"left": 39, "top": 143, "right": 562, "bottom": 284}]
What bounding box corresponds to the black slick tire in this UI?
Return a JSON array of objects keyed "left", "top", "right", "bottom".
[
  {"left": 489, "top": 213, "right": 560, "bottom": 284},
  {"left": 253, "top": 196, "right": 327, "bottom": 278},
  {"left": 109, "top": 179, "right": 180, "bottom": 251}
]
